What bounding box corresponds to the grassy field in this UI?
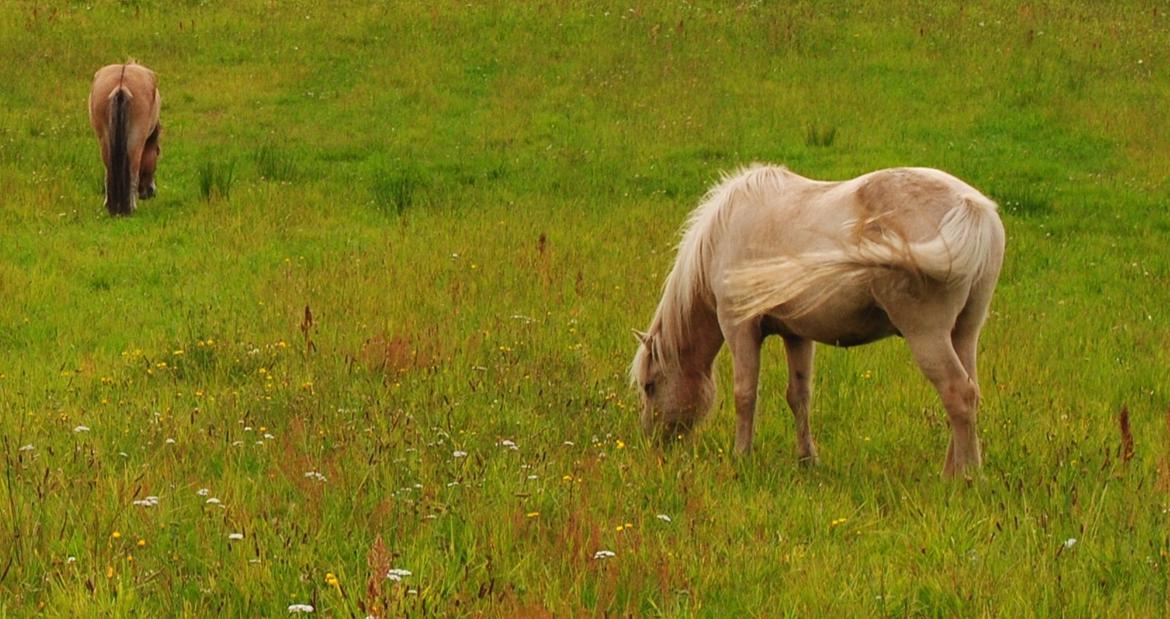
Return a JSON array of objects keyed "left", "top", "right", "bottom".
[{"left": 1, "top": 1, "right": 1168, "bottom": 615}]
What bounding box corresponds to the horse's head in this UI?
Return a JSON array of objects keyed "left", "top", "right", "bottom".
[
  {"left": 630, "top": 329, "right": 715, "bottom": 441},
  {"left": 138, "top": 126, "right": 161, "bottom": 199}
]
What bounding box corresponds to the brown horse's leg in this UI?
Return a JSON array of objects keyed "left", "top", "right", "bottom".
[
  {"left": 720, "top": 316, "right": 763, "bottom": 455},
  {"left": 782, "top": 336, "right": 817, "bottom": 463},
  {"left": 903, "top": 332, "right": 981, "bottom": 478}
]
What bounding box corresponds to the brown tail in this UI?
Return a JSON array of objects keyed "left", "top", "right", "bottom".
[{"left": 106, "top": 87, "right": 133, "bottom": 215}]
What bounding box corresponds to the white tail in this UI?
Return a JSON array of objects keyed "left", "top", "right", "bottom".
[{"left": 727, "top": 196, "right": 999, "bottom": 321}]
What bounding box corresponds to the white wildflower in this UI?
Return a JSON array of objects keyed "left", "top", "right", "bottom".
[
  {"left": 165, "top": 438, "right": 176, "bottom": 444},
  {"left": 228, "top": 533, "right": 244, "bottom": 541},
  {"left": 304, "top": 471, "right": 326, "bottom": 482},
  {"left": 452, "top": 450, "right": 467, "bottom": 458},
  {"left": 656, "top": 514, "right": 672, "bottom": 523},
  {"left": 73, "top": 425, "right": 90, "bottom": 433},
  {"left": 133, "top": 496, "right": 160, "bottom": 508},
  {"left": 196, "top": 488, "right": 210, "bottom": 496},
  {"left": 1063, "top": 538, "right": 1077, "bottom": 549},
  {"left": 593, "top": 550, "right": 616, "bottom": 559},
  {"left": 498, "top": 439, "right": 518, "bottom": 450},
  {"left": 18, "top": 444, "right": 34, "bottom": 452},
  {"left": 287, "top": 604, "right": 314, "bottom": 613},
  {"left": 386, "top": 568, "right": 412, "bottom": 581},
  {"left": 205, "top": 497, "right": 222, "bottom": 505}
]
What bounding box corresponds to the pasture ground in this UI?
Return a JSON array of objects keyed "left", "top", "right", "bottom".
[{"left": 1, "top": 1, "right": 1168, "bottom": 616}]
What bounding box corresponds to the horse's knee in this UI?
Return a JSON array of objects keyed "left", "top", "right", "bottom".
[
  {"left": 733, "top": 387, "right": 756, "bottom": 416},
  {"left": 786, "top": 382, "right": 809, "bottom": 410}
]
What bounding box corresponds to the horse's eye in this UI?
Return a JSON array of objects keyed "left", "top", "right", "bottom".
[{"left": 643, "top": 381, "right": 656, "bottom": 396}]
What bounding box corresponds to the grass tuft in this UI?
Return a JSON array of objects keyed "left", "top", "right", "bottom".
[
  {"left": 253, "top": 144, "right": 298, "bottom": 182},
  {"left": 197, "top": 159, "right": 236, "bottom": 201}
]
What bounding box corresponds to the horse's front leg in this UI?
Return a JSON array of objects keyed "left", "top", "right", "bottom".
[
  {"left": 782, "top": 336, "right": 818, "bottom": 463},
  {"left": 721, "top": 317, "right": 763, "bottom": 455}
]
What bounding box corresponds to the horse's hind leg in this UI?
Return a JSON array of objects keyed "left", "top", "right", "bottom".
[
  {"left": 782, "top": 336, "right": 818, "bottom": 463},
  {"left": 903, "top": 332, "right": 982, "bottom": 477}
]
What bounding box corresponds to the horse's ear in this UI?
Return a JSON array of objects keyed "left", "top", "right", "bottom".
[{"left": 632, "top": 329, "right": 650, "bottom": 347}]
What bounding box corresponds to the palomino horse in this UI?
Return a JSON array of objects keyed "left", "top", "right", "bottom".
[
  {"left": 88, "top": 63, "right": 161, "bottom": 216},
  {"left": 631, "top": 165, "right": 1004, "bottom": 478}
]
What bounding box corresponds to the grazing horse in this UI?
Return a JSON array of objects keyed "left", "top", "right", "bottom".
[
  {"left": 630, "top": 164, "right": 1004, "bottom": 478},
  {"left": 88, "top": 63, "right": 161, "bottom": 216}
]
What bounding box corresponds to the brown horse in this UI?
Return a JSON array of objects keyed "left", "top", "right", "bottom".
[
  {"left": 631, "top": 165, "right": 1004, "bottom": 478},
  {"left": 88, "top": 63, "right": 161, "bottom": 216}
]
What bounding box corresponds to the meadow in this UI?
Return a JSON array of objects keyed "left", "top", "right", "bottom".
[{"left": 1, "top": 1, "right": 1168, "bottom": 615}]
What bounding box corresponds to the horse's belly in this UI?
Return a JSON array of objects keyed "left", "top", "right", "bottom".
[{"left": 764, "top": 303, "right": 899, "bottom": 347}]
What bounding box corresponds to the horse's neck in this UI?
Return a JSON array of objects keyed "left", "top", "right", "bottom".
[{"left": 673, "top": 303, "right": 724, "bottom": 377}]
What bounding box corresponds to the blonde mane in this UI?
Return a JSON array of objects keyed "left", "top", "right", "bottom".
[{"left": 648, "top": 164, "right": 791, "bottom": 366}]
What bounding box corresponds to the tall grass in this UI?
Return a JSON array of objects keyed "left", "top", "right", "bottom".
[{"left": 197, "top": 159, "right": 236, "bottom": 201}]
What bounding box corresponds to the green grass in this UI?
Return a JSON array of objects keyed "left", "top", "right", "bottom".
[{"left": 1, "top": 0, "right": 1169, "bottom": 616}]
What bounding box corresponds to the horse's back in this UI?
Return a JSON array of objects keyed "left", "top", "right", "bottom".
[{"left": 713, "top": 165, "right": 1002, "bottom": 344}]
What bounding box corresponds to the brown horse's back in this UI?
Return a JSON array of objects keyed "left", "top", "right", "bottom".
[{"left": 89, "top": 63, "right": 161, "bottom": 215}]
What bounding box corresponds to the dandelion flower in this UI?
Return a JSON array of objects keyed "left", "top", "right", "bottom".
[
  {"left": 325, "top": 572, "right": 340, "bottom": 588},
  {"left": 111, "top": 531, "right": 122, "bottom": 540},
  {"left": 137, "top": 539, "right": 146, "bottom": 548}
]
